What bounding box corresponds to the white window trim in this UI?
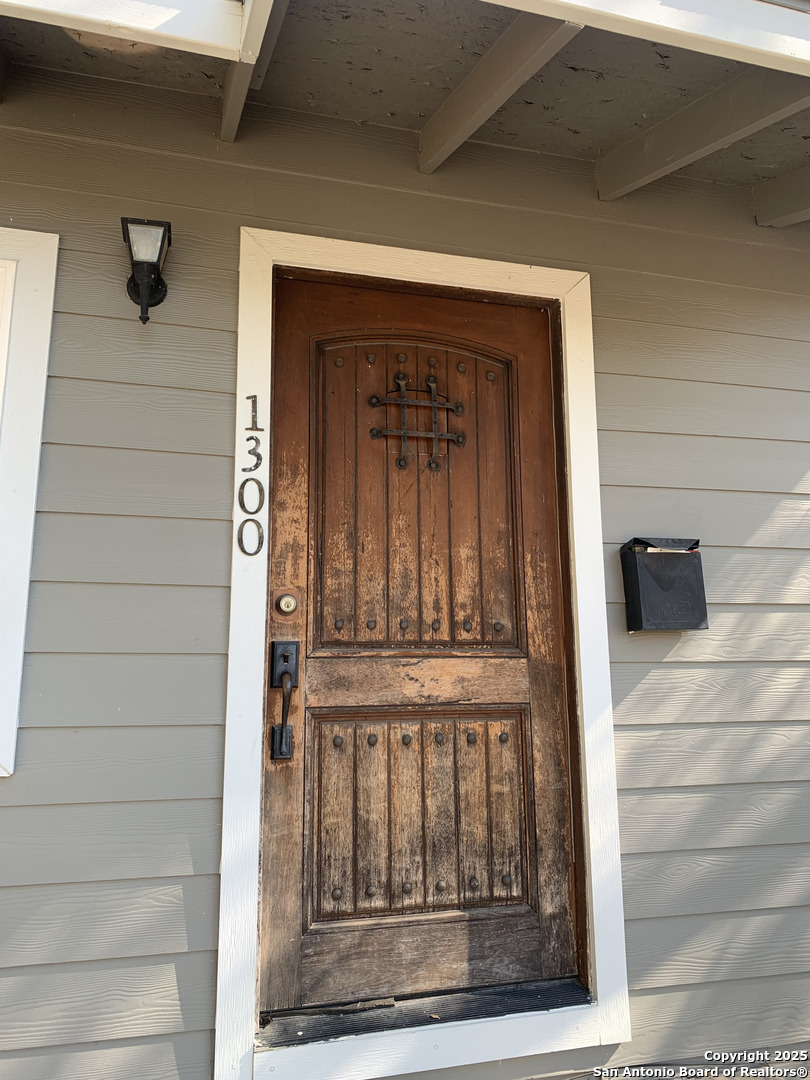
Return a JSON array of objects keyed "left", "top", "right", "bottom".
[
  {"left": 0, "top": 228, "right": 59, "bottom": 777},
  {"left": 214, "top": 228, "right": 630, "bottom": 1080}
]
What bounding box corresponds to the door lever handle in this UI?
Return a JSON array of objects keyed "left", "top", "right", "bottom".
[
  {"left": 270, "top": 641, "right": 299, "bottom": 761},
  {"left": 271, "top": 671, "right": 294, "bottom": 761}
]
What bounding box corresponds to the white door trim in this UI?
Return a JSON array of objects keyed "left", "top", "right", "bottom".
[
  {"left": 214, "top": 228, "right": 630, "bottom": 1080},
  {"left": 0, "top": 227, "right": 59, "bottom": 777}
]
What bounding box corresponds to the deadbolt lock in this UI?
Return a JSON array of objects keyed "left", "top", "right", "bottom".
[{"left": 276, "top": 593, "right": 298, "bottom": 615}]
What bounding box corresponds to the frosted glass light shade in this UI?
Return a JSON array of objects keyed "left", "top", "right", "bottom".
[
  {"left": 121, "top": 218, "right": 171, "bottom": 268},
  {"left": 121, "top": 217, "right": 172, "bottom": 324},
  {"left": 127, "top": 223, "right": 165, "bottom": 264}
]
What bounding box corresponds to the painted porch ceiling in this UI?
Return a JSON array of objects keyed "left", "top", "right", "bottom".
[{"left": 2, "top": 0, "right": 810, "bottom": 187}]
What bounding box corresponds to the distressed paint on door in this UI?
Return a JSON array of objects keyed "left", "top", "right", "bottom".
[
  {"left": 314, "top": 339, "right": 519, "bottom": 651},
  {"left": 260, "top": 272, "right": 578, "bottom": 1014}
]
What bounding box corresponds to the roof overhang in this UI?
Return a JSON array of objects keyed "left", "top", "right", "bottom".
[
  {"left": 494, "top": 0, "right": 810, "bottom": 75},
  {"left": 0, "top": 0, "right": 244, "bottom": 60},
  {"left": 2, "top": 0, "right": 810, "bottom": 72}
]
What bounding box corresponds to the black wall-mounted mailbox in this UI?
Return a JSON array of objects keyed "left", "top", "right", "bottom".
[{"left": 620, "top": 537, "right": 708, "bottom": 632}]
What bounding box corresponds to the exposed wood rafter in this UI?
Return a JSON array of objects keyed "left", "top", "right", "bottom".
[
  {"left": 597, "top": 67, "right": 810, "bottom": 202},
  {"left": 418, "top": 13, "right": 581, "bottom": 174},
  {"left": 754, "top": 165, "right": 810, "bottom": 227},
  {"left": 250, "top": 0, "right": 292, "bottom": 91},
  {"left": 220, "top": 0, "right": 290, "bottom": 142},
  {"left": 221, "top": 62, "right": 256, "bottom": 144}
]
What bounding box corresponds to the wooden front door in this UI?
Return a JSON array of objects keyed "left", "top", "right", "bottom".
[{"left": 260, "top": 271, "right": 579, "bottom": 1016}]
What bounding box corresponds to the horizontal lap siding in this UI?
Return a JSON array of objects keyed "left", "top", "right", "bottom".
[
  {"left": 0, "top": 1033, "right": 214, "bottom": 1080},
  {"left": 2, "top": 66, "right": 809, "bottom": 1079},
  {"left": 1, "top": 70, "right": 237, "bottom": 1076}
]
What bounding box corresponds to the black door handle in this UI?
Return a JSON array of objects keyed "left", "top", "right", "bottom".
[{"left": 270, "top": 641, "right": 299, "bottom": 761}]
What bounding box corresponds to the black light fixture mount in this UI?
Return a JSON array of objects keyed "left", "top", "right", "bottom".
[{"left": 121, "top": 217, "right": 172, "bottom": 324}]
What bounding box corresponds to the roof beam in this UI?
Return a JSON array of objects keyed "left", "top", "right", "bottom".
[
  {"left": 220, "top": 62, "right": 254, "bottom": 143},
  {"left": 250, "top": 0, "right": 291, "bottom": 90},
  {"left": 240, "top": 0, "right": 288, "bottom": 65},
  {"left": 754, "top": 165, "right": 810, "bottom": 228},
  {"left": 418, "top": 13, "right": 581, "bottom": 174},
  {"left": 0, "top": 0, "right": 242, "bottom": 60},
  {"left": 483, "top": 0, "right": 810, "bottom": 78},
  {"left": 220, "top": 0, "right": 290, "bottom": 142},
  {"left": 597, "top": 67, "right": 810, "bottom": 202}
]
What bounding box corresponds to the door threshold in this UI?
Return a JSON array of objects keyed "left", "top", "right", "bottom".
[{"left": 257, "top": 977, "right": 590, "bottom": 1047}]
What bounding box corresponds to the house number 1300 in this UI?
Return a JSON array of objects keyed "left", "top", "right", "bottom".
[{"left": 237, "top": 395, "right": 265, "bottom": 556}]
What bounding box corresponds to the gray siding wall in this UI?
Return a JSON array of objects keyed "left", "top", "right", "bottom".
[{"left": 0, "top": 66, "right": 809, "bottom": 1080}]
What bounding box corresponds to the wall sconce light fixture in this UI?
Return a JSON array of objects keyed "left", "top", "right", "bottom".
[{"left": 121, "top": 217, "right": 172, "bottom": 324}]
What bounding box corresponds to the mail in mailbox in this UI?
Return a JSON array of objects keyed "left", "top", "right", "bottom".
[{"left": 620, "top": 537, "right": 709, "bottom": 632}]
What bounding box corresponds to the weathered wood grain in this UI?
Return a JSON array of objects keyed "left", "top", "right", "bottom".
[
  {"left": 611, "top": 663, "right": 810, "bottom": 726},
  {"left": 43, "top": 378, "right": 234, "bottom": 457},
  {"left": 49, "top": 312, "right": 236, "bottom": 393},
  {"left": 598, "top": 373, "right": 810, "bottom": 443},
  {"left": 0, "top": 953, "right": 216, "bottom": 1051},
  {"left": 487, "top": 718, "right": 525, "bottom": 902},
  {"left": 0, "top": 876, "right": 219, "bottom": 967},
  {"left": 301, "top": 907, "right": 545, "bottom": 1005},
  {"left": 478, "top": 356, "right": 517, "bottom": 644},
  {"left": 457, "top": 720, "right": 491, "bottom": 904},
  {"left": 593, "top": 316, "right": 810, "bottom": 392},
  {"left": 355, "top": 721, "right": 391, "bottom": 916},
  {"left": 627, "top": 907, "right": 810, "bottom": 989},
  {"left": 618, "top": 784, "right": 810, "bottom": 854},
  {"left": 31, "top": 514, "right": 231, "bottom": 587},
  {"left": 446, "top": 349, "right": 483, "bottom": 641},
  {"left": 417, "top": 347, "right": 451, "bottom": 641},
  {"left": 305, "top": 656, "right": 530, "bottom": 706},
  {"left": 316, "top": 721, "right": 357, "bottom": 920},
  {"left": 265, "top": 279, "right": 575, "bottom": 1014},
  {"left": 259, "top": 275, "right": 310, "bottom": 1012},
  {"left": 355, "top": 347, "right": 389, "bottom": 645},
  {"left": 0, "top": 801, "right": 221, "bottom": 887},
  {"left": 608, "top": 604, "right": 810, "bottom": 663},
  {"left": 599, "top": 430, "right": 810, "bottom": 496},
  {"left": 615, "top": 723, "right": 810, "bottom": 789},
  {"left": 389, "top": 720, "right": 425, "bottom": 913},
  {"left": 385, "top": 343, "right": 421, "bottom": 644},
  {"left": 423, "top": 719, "right": 460, "bottom": 910},
  {"left": 319, "top": 342, "right": 358, "bottom": 644},
  {"left": 601, "top": 486, "right": 810, "bottom": 550},
  {"left": 0, "top": 727, "right": 223, "bottom": 806},
  {"left": 37, "top": 445, "right": 233, "bottom": 520},
  {"left": 25, "top": 583, "right": 229, "bottom": 654},
  {"left": 0, "top": 1031, "right": 213, "bottom": 1080},
  {"left": 622, "top": 845, "right": 810, "bottom": 918}
]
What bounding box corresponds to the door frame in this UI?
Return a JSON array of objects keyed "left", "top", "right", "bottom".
[{"left": 214, "top": 228, "right": 630, "bottom": 1080}]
